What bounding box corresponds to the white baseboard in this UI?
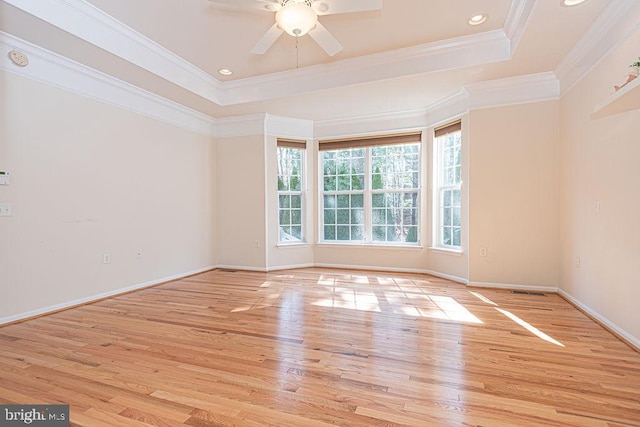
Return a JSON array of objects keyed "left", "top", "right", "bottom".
[
  {"left": 313, "top": 263, "right": 468, "bottom": 284},
  {"left": 265, "top": 263, "right": 316, "bottom": 272},
  {"left": 558, "top": 289, "right": 640, "bottom": 351},
  {"left": 0, "top": 265, "right": 216, "bottom": 326},
  {"left": 215, "top": 264, "right": 267, "bottom": 272},
  {"left": 467, "top": 281, "right": 559, "bottom": 293}
]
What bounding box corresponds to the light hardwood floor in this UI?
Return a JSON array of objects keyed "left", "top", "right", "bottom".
[{"left": 0, "top": 268, "right": 639, "bottom": 426}]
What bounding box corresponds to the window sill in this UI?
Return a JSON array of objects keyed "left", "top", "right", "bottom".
[
  {"left": 428, "top": 247, "right": 464, "bottom": 256},
  {"left": 276, "top": 242, "right": 311, "bottom": 249},
  {"left": 317, "top": 242, "right": 424, "bottom": 251}
]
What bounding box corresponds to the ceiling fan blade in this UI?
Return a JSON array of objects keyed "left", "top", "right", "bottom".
[
  {"left": 208, "top": 0, "right": 281, "bottom": 13},
  {"left": 311, "top": 0, "right": 382, "bottom": 16},
  {"left": 308, "top": 22, "right": 343, "bottom": 56},
  {"left": 251, "top": 23, "right": 285, "bottom": 54}
]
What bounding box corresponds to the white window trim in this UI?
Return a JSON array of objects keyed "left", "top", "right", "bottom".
[
  {"left": 319, "top": 145, "right": 421, "bottom": 246},
  {"left": 277, "top": 146, "right": 307, "bottom": 244},
  {"left": 433, "top": 128, "right": 462, "bottom": 250}
]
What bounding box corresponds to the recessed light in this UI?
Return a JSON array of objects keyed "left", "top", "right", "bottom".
[
  {"left": 561, "top": 0, "right": 587, "bottom": 6},
  {"left": 468, "top": 14, "right": 488, "bottom": 26},
  {"left": 218, "top": 68, "right": 233, "bottom": 76}
]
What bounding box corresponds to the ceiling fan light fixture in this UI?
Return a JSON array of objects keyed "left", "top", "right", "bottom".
[{"left": 276, "top": 1, "right": 318, "bottom": 37}]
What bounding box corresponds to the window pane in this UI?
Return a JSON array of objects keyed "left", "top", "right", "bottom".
[
  {"left": 406, "top": 226, "right": 418, "bottom": 243},
  {"left": 442, "top": 190, "right": 451, "bottom": 207},
  {"left": 453, "top": 189, "right": 461, "bottom": 207},
  {"left": 372, "top": 226, "right": 385, "bottom": 240},
  {"left": 452, "top": 227, "right": 461, "bottom": 247},
  {"left": 337, "top": 226, "right": 350, "bottom": 240},
  {"left": 324, "top": 226, "right": 336, "bottom": 240},
  {"left": 443, "top": 208, "right": 451, "bottom": 226},
  {"left": 453, "top": 207, "right": 461, "bottom": 227},
  {"left": 351, "top": 209, "right": 364, "bottom": 224},
  {"left": 324, "top": 195, "right": 336, "bottom": 209},
  {"left": 279, "top": 195, "right": 290, "bottom": 209},
  {"left": 372, "top": 208, "right": 385, "bottom": 225},
  {"left": 280, "top": 210, "right": 290, "bottom": 225},
  {"left": 372, "top": 193, "right": 385, "bottom": 208},
  {"left": 338, "top": 175, "right": 351, "bottom": 191},
  {"left": 291, "top": 195, "right": 301, "bottom": 209},
  {"left": 372, "top": 173, "right": 383, "bottom": 190},
  {"left": 337, "top": 209, "right": 349, "bottom": 224},
  {"left": 351, "top": 194, "right": 364, "bottom": 208},
  {"left": 292, "top": 226, "right": 302, "bottom": 240},
  {"left": 351, "top": 226, "right": 364, "bottom": 240},
  {"left": 291, "top": 209, "right": 301, "bottom": 225},
  {"left": 443, "top": 227, "right": 452, "bottom": 246},
  {"left": 324, "top": 176, "right": 336, "bottom": 191},
  {"left": 324, "top": 209, "right": 335, "bottom": 225},
  {"left": 324, "top": 159, "right": 336, "bottom": 175},
  {"left": 337, "top": 195, "right": 349, "bottom": 208}
]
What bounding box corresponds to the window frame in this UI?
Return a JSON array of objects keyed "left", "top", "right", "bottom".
[
  {"left": 277, "top": 140, "right": 306, "bottom": 245},
  {"left": 433, "top": 122, "right": 462, "bottom": 251},
  {"left": 318, "top": 133, "right": 422, "bottom": 246}
]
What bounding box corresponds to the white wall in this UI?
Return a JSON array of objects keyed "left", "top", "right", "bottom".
[
  {"left": 559, "top": 29, "right": 640, "bottom": 342},
  {"left": 468, "top": 101, "right": 560, "bottom": 289},
  {"left": 0, "top": 70, "right": 217, "bottom": 322},
  {"left": 216, "top": 135, "right": 267, "bottom": 270}
]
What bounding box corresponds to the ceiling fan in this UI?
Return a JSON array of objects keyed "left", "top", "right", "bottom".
[{"left": 208, "top": 0, "right": 383, "bottom": 56}]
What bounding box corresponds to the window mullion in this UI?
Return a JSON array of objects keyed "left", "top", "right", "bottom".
[{"left": 364, "top": 147, "right": 371, "bottom": 243}]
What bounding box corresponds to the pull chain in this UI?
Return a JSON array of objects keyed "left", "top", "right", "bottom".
[{"left": 296, "top": 37, "right": 299, "bottom": 69}]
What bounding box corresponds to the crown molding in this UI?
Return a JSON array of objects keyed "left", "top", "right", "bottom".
[
  {"left": 504, "top": 0, "right": 538, "bottom": 55},
  {"left": 555, "top": 0, "right": 640, "bottom": 95},
  {"left": 465, "top": 71, "right": 559, "bottom": 109},
  {"left": 0, "top": 31, "right": 216, "bottom": 137},
  {"left": 3, "top": 0, "right": 223, "bottom": 104},
  {"left": 265, "top": 114, "right": 314, "bottom": 140},
  {"left": 314, "top": 71, "right": 559, "bottom": 138},
  {"left": 223, "top": 30, "right": 511, "bottom": 105},
  {"left": 424, "top": 91, "right": 470, "bottom": 128},
  {"left": 212, "top": 114, "right": 267, "bottom": 139},
  {"left": 314, "top": 108, "right": 433, "bottom": 140},
  {"left": 2, "top": 28, "right": 560, "bottom": 142},
  {"left": 7, "top": 0, "right": 531, "bottom": 107}
]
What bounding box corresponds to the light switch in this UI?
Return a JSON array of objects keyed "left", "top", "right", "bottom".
[
  {"left": 0, "top": 171, "right": 9, "bottom": 185},
  {"left": 0, "top": 203, "right": 12, "bottom": 216}
]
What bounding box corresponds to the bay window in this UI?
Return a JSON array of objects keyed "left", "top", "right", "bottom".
[{"left": 320, "top": 133, "right": 421, "bottom": 244}]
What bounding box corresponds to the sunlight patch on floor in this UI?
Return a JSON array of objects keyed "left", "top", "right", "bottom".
[{"left": 496, "top": 307, "right": 564, "bottom": 347}]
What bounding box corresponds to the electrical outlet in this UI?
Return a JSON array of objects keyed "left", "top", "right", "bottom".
[
  {"left": 480, "top": 247, "right": 488, "bottom": 257},
  {"left": 136, "top": 250, "right": 143, "bottom": 259},
  {"left": 103, "top": 253, "right": 111, "bottom": 264},
  {"left": 0, "top": 203, "right": 11, "bottom": 217}
]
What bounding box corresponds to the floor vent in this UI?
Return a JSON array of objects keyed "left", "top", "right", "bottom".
[
  {"left": 219, "top": 269, "right": 237, "bottom": 273},
  {"left": 511, "top": 290, "right": 547, "bottom": 296}
]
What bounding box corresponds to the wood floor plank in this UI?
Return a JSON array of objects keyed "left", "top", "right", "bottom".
[{"left": 0, "top": 267, "right": 639, "bottom": 426}]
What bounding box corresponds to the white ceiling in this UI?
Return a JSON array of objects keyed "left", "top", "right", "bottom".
[{"left": 0, "top": 0, "right": 611, "bottom": 121}]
